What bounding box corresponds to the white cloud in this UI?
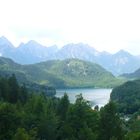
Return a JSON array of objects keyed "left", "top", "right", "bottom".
[{"left": 0, "top": 0, "right": 140, "bottom": 54}]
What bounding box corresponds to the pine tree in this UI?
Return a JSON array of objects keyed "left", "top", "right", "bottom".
[
  {"left": 8, "top": 74, "right": 19, "bottom": 103},
  {"left": 98, "top": 101, "right": 124, "bottom": 140},
  {"left": 12, "top": 128, "right": 30, "bottom": 140},
  {"left": 57, "top": 93, "right": 70, "bottom": 120}
]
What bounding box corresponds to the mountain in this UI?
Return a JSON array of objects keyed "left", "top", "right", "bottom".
[
  {"left": 0, "top": 36, "right": 140, "bottom": 75},
  {"left": 0, "top": 57, "right": 122, "bottom": 88},
  {"left": 55, "top": 43, "right": 99, "bottom": 61},
  {"left": 56, "top": 46, "right": 140, "bottom": 75},
  {"left": 121, "top": 67, "right": 140, "bottom": 79},
  {"left": 12, "top": 41, "right": 58, "bottom": 64},
  {"left": 0, "top": 36, "right": 15, "bottom": 57},
  {"left": 102, "top": 50, "right": 140, "bottom": 75},
  {"left": 110, "top": 79, "right": 140, "bottom": 114},
  {"left": 0, "top": 36, "right": 58, "bottom": 64},
  {"left": 34, "top": 58, "right": 121, "bottom": 88}
]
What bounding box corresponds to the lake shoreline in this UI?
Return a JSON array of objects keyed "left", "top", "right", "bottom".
[
  {"left": 56, "top": 87, "right": 113, "bottom": 90},
  {"left": 56, "top": 88, "right": 112, "bottom": 108}
]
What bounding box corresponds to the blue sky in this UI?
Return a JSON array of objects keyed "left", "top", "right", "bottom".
[{"left": 0, "top": 0, "right": 140, "bottom": 54}]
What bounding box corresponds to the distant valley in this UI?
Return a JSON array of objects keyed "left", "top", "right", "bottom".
[{"left": 0, "top": 36, "right": 140, "bottom": 75}]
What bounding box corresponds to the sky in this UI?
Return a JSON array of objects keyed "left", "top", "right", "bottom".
[{"left": 0, "top": 0, "right": 140, "bottom": 54}]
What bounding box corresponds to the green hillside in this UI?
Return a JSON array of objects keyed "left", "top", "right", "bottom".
[
  {"left": 0, "top": 57, "right": 122, "bottom": 88},
  {"left": 111, "top": 79, "right": 140, "bottom": 114}
]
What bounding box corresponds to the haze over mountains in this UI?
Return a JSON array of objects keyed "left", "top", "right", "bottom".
[
  {"left": 121, "top": 67, "right": 140, "bottom": 79},
  {"left": 0, "top": 36, "right": 140, "bottom": 75}
]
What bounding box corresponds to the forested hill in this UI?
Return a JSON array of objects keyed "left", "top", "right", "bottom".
[
  {"left": 0, "top": 57, "right": 56, "bottom": 96},
  {"left": 110, "top": 79, "right": 140, "bottom": 114},
  {"left": 0, "top": 57, "right": 122, "bottom": 88}
]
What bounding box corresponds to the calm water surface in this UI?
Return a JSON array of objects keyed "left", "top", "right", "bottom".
[{"left": 56, "top": 88, "right": 112, "bottom": 108}]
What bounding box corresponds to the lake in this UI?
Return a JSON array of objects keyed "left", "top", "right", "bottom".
[{"left": 56, "top": 88, "right": 112, "bottom": 108}]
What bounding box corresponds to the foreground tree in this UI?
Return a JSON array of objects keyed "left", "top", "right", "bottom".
[
  {"left": 98, "top": 101, "right": 124, "bottom": 140},
  {"left": 61, "top": 94, "right": 99, "bottom": 140},
  {"left": 57, "top": 93, "right": 70, "bottom": 120},
  {"left": 0, "top": 103, "right": 20, "bottom": 139},
  {"left": 8, "top": 74, "right": 19, "bottom": 103},
  {"left": 12, "top": 128, "right": 30, "bottom": 140}
]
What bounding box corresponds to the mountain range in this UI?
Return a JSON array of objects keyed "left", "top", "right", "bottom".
[
  {"left": 0, "top": 36, "right": 140, "bottom": 75},
  {"left": 0, "top": 57, "right": 122, "bottom": 88}
]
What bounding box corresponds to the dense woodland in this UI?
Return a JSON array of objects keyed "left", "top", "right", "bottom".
[
  {"left": 111, "top": 80, "right": 140, "bottom": 115},
  {"left": 0, "top": 75, "right": 140, "bottom": 140}
]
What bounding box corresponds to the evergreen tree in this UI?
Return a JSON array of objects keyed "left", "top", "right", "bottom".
[
  {"left": 0, "top": 78, "right": 9, "bottom": 101},
  {"left": 98, "top": 101, "right": 124, "bottom": 140},
  {"left": 19, "top": 84, "right": 28, "bottom": 104},
  {"left": 38, "top": 111, "right": 58, "bottom": 140},
  {"left": 0, "top": 102, "right": 20, "bottom": 139},
  {"left": 57, "top": 93, "right": 70, "bottom": 120},
  {"left": 64, "top": 94, "right": 98, "bottom": 140},
  {"left": 8, "top": 74, "right": 19, "bottom": 103},
  {"left": 12, "top": 128, "right": 30, "bottom": 140}
]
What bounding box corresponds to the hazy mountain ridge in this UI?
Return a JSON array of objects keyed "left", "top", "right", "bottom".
[
  {"left": 121, "top": 67, "right": 140, "bottom": 79},
  {"left": 55, "top": 43, "right": 99, "bottom": 61},
  {"left": 0, "top": 57, "right": 122, "bottom": 88},
  {"left": 0, "top": 36, "right": 140, "bottom": 75},
  {"left": 107, "top": 50, "right": 140, "bottom": 75}
]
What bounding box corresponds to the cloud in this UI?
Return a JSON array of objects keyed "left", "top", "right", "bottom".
[
  {"left": 10, "top": 26, "right": 62, "bottom": 40},
  {"left": 0, "top": 0, "right": 140, "bottom": 54}
]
